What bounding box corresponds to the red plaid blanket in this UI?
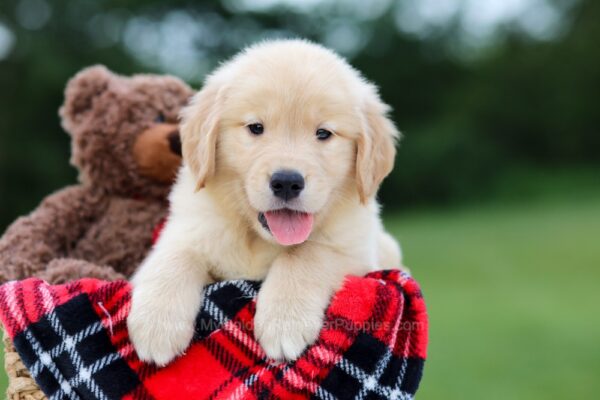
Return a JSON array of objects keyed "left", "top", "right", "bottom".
[{"left": 0, "top": 270, "right": 427, "bottom": 399}]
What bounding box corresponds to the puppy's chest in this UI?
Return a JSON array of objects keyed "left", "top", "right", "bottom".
[{"left": 206, "top": 231, "right": 278, "bottom": 281}]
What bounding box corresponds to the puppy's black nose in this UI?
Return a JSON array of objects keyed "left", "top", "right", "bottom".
[{"left": 270, "top": 170, "right": 305, "bottom": 201}]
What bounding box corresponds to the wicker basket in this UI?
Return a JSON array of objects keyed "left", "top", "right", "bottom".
[{"left": 3, "top": 330, "right": 46, "bottom": 399}]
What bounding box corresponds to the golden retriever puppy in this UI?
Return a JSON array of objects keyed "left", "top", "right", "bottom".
[{"left": 127, "top": 39, "right": 402, "bottom": 366}]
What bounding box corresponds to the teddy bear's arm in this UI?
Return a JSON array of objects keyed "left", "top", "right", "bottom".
[
  {"left": 38, "top": 258, "right": 125, "bottom": 284},
  {"left": 0, "top": 185, "right": 107, "bottom": 282}
]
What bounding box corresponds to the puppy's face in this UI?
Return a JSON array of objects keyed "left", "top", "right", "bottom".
[{"left": 181, "top": 41, "right": 398, "bottom": 246}]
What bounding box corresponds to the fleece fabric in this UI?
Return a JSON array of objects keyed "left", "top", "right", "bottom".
[{"left": 0, "top": 270, "right": 427, "bottom": 399}]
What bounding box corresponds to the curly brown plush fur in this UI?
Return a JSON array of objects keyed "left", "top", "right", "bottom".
[{"left": 0, "top": 66, "right": 193, "bottom": 284}]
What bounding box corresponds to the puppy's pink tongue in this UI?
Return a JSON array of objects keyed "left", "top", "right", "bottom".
[{"left": 264, "top": 210, "right": 314, "bottom": 246}]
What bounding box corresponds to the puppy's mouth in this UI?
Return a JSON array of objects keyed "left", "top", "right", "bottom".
[{"left": 257, "top": 209, "right": 314, "bottom": 246}]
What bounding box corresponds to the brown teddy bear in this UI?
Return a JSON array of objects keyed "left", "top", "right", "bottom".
[{"left": 0, "top": 66, "right": 193, "bottom": 284}]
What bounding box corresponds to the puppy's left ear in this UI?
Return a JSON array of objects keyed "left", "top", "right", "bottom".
[
  {"left": 356, "top": 92, "right": 399, "bottom": 204},
  {"left": 180, "top": 83, "right": 224, "bottom": 190}
]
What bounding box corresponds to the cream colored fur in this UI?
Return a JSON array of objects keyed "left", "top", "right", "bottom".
[{"left": 127, "top": 39, "right": 403, "bottom": 366}]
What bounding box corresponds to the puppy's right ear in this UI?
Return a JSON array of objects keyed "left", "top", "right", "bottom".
[
  {"left": 180, "top": 83, "right": 224, "bottom": 190},
  {"left": 356, "top": 92, "right": 399, "bottom": 204}
]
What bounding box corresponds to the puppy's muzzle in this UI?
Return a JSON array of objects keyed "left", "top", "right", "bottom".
[{"left": 270, "top": 170, "right": 304, "bottom": 201}]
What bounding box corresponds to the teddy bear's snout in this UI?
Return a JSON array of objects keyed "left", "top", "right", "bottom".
[
  {"left": 133, "top": 123, "right": 183, "bottom": 183},
  {"left": 167, "top": 129, "right": 182, "bottom": 157}
]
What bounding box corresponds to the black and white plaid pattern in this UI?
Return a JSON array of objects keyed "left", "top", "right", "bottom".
[
  {"left": 13, "top": 294, "right": 139, "bottom": 399},
  {"left": 0, "top": 271, "right": 427, "bottom": 399},
  {"left": 315, "top": 332, "right": 424, "bottom": 400},
  {"left": 194, "top": 279, "right": 260, "bottom": 340}
]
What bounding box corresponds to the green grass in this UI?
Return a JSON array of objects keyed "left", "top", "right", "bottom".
[
  {"left": 386, "top": 192, "right": 600, "bottom": 399},
  {"left": 0, "top": 341, "right": 5, "bottom": 394},
  {"left": 1, "top": 172, "right": 599, "bottom": 398}
]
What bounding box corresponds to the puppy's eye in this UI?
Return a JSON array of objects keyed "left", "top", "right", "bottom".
[
  {"left": 247, "top": 123, "right": 264, "bottom": 135},
  {"left": 155, "top": 113, "right": 166, "bottom": 123},
  {"left": 316, "top": 128, "right": 333, "bottom": 141}
]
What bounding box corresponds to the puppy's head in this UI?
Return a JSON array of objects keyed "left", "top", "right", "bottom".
[{"left": 181, "top": 40, "right": 398, "bottom": 245}]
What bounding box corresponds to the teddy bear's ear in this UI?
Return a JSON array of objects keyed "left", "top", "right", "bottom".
[{"left": 59, "top": 65, "right": 114, "bottom": 132}]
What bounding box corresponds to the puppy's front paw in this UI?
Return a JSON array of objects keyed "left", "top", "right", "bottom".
[
  {"left": 127, "top": 292, "right": 198, "bottom": 366},
  {"left": 254, "top": 301, "right": 324, "bottom": 362}
]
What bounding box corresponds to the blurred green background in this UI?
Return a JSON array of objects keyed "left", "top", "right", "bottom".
[{"left": 0, "top": 0, "right": 599, "bottom": 398}]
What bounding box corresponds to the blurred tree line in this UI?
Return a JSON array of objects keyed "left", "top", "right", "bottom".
[{"left": 1, "top": 0, "right": 599, "bottom": 231}]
